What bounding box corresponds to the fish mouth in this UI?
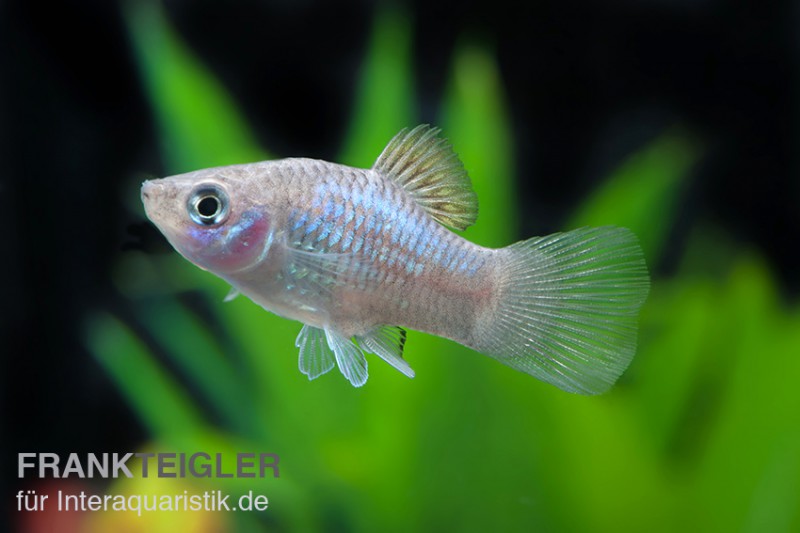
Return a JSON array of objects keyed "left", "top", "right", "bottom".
[
  {"left": 140, "top": 179, "right": 161, "bottom": 203},
  {"left": 140, "top": 179, "right": 173, "bottom": 224}
]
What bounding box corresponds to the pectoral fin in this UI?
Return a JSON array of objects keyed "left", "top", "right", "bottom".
[
  {"left": 223, "top": 287, "right": 240, "bottom": 302},
  {"left": 283, "top": 244, "right": 379, "bottom": 296}
]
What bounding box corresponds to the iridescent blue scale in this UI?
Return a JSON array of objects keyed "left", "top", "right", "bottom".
[
  {"left": 340, "top": 230, "right": 354, "bottom": 252},
  {"left": 363, "top": 215, "right": 376, "bottom": 236},
  {"left": 414, "top": 232, "right": 431, "bottom": 258},
  {"left": 449, "top": 247, "right": 469, "bottom": 272},
  {"left": 353, "top": 234, "right": 365, "bottom": 253},
  {"left": 404, "top": 225, "right": 420, "bottom": 250},
  {"left": 387, "top": 246, "right": 400, "bottom": 267},
  {"left": 431, "top": 244, "right": 446, "bottom": 266},
  {"left": 343, "top": 207, "right": 356, "bottom": 226},
  {"left": 328, "top": 225, "right": 344, "bottom": 247},
  {"left": 333, "top": 203, "right": 345, "bottom": 219},
  {"left": 292, "top": 212, "right": 308, "bottom": 232},
  {"left": 353, "top": 213, "right": 365, "bottom": 231},
  {"left": 304, "top": 217, "right": 322, "bottom": 236},
  {"left": 394, "top": 219, "right": 410, "bottom": 247},
  {"left": 316, "top": 223, "right": 333, "bottom": 243}
]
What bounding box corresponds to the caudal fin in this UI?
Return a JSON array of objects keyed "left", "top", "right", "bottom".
[{"left": 477, "top": 227, "right": 650, "bottom": 394}]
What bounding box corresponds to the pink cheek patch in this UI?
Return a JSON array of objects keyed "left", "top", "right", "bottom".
[
  {"left": 185, "top": 210, "right": 272, "bottom": 274},
  {"left": 213, "top": 211, "right": 272, "bottom": 273}
]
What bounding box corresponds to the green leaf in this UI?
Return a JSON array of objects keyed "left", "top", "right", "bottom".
[
  {"left": 135, "top": 298, "right": 254, "bottom": 434},
  {"left": 124, "top": 0, "right": 266, "bottom": 172},
  {"left": 339, "top": 5, "right": 415, "bottom": 167},
  {"left": 569, "top": 129, "right": 700, "bottom": 263},
  {"left": 442, "top": 43, "right": 515, "bottom": 248},
  {"left": 85, "top": 312, "right": 206, "bottom": 437}
]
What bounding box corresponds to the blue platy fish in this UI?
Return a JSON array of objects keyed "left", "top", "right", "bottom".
[{"left": 141, "top": 125, "right": 649, "bottom": 394}]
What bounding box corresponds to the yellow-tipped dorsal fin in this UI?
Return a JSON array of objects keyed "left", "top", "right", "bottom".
[{"left": 373, "top": 125, "right": 478, "bottom": 231}]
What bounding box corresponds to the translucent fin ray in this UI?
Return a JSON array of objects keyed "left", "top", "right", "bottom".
[
  {"left": 223, "top": 287, "right": 240, "bottom": 302},
  {"left": 357, "top": 326, "right": 414, "bottom": 378},
  {"left": 324, "top": 328, "right": 369, "bottom": 387},
  {"left": 373, "top": 125, "right": 478, "bottom": 231},
  {"left": 283, "top": 244, "right": 379, "bottom": 297},
  {"left": 477, "top": 226, "right": 649, "bottom": 395},
  {"left": 296, "top": 325, "right": 336, "bottom": 380}
]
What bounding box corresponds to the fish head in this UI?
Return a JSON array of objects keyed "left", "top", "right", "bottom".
[{"left": 141, "top": 166, "right": 273, "bottom": 275}]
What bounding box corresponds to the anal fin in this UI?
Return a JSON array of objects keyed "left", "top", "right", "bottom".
[{"left": 357, "top": 326, "right": 414, "bottom": 378}]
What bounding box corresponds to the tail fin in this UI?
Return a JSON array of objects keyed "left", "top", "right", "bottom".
[{"left": 477, "top": 227, "right": 650, "bottom": 394}]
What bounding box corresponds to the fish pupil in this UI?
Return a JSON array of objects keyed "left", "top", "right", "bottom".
[{"left": 197, "top": 196, "right": 220, "bottom": 218}]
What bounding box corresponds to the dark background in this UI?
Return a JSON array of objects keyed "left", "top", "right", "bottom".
[{"left": 2, "top": 0, "right": 797, "bottom": 528}]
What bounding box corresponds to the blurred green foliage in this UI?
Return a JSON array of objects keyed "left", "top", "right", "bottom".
[{"left": 85, "top": 2, "right": 800, "bottom": 532}]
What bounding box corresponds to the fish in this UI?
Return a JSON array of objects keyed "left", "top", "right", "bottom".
[{"left": 141, "top": 125, "right": 649, "bottom": 394}]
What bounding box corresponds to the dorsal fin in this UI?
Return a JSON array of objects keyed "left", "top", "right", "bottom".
[{"left": 373, "top": 125, "right": 478, "bottom": 231}]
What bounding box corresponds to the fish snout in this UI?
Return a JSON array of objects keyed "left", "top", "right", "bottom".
[
  {"left": 140, "top": 179, "right": 174, "bottom": 224},
  {"left": 140, "top": 180, "right": 160, "bottom": 202}
]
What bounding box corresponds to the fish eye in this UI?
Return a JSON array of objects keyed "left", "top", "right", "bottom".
[{"left": 188, "top": 183, "right": 229, "bottom": 226}]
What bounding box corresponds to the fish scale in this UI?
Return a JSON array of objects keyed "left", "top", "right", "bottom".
[{"left": 142, "top": 125, "right": 649, "bottom": 393}]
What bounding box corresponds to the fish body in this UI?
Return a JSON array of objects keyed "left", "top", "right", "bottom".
[{"left": 142, "top": 125, "right": 649, "bottom": 394}]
